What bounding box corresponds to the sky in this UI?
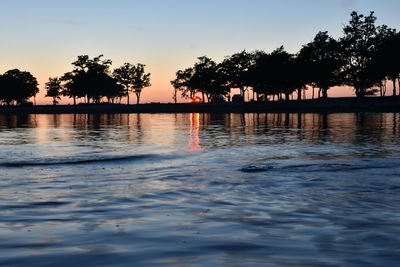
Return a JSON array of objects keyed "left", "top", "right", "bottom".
[{"left": 0, "top": 0, "right": 400, "bottom": 104}]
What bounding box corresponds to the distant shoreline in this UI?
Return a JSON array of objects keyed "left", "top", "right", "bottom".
[{"left": 1, "top": 97, "right": 400, "bottom": 114}]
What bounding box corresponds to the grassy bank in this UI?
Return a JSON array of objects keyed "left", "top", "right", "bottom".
[{"left": 1, "top": 97, "right": 400, "bottom": 114}]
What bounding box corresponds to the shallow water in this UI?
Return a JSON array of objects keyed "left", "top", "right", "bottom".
[{"left": 1, "top": 113, "right": 400, "bottom": 266}]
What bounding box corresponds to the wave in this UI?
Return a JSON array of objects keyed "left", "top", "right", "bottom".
[
  {"left": 240, "top": 159, "right": 397, "bottom": 173},
  {"left": 0, "top": 154, "right": 158, "bottom": 167}
]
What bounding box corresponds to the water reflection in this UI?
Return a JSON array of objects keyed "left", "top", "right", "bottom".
[
  {"left": 189, "top": 113, "right": 202, "bottom": 152},
  {"left": 0, "top": 113, "right": 399, "bottom": 149},
  {"left": 1, "top": 113, "right": 400, "bottom": 266}
]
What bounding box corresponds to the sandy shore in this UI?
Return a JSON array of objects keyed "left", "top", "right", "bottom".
[{"left": 1, "top": 97, "right": 400, "bottom": 114}]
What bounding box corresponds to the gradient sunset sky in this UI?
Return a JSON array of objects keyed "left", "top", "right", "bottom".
[{"left": 1, "top": 0, "right": 399, "bottom": 104}]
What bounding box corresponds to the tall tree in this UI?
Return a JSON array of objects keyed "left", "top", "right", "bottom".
[
  {"left": 131, "top": 64, "right": 151, "bottom": 104},
  {"left": 113, "top": 63, "right": 151, "bottom": 104},
  {"left": 220, "top": 50, "right": 254, "bottom": 100},
  {"left": 340, "top": 11, "right": 393, "bottom": 97},
  {"left": 62, "top": 55, "right": 114, "bottom": 104},
  {"left": 171, "top": 68, "right": 196, "bottom": 99},
  {"left": 45, "top": 77, "right": 62, "bottom": 105},
  {"left": 191, "top": 56, "right": 229, "bottom": 102},
  {"left": 113, "top": 63, "right": 134, "bottom": 104},
  {"left": 298, "top": 31, "right": 344, "bottom": 98},
  {"left": 369, "top": 31, "right": 399, "bottom": 96},
  {"left": 287, "top": 56, "right": 310, "bottom": 101},
  {"left": 249, "top": 46, "right": 293, "bottom": 101},
  {"left": 0, "top": 69, "right": 39, "bottom": 105}
]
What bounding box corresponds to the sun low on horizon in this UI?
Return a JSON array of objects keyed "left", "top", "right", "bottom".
[{"left": 1, "top": 0, "right": 399, "bottom": 104}]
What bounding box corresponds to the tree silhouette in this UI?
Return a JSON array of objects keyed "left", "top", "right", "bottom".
[
  {"left": 45, "top": 77, "right": 62, "bottom": 105},
  {"left": 298, "top": 31, "right": 344, "bottom": 98},
  {"left": 171, "top": 57, "right": 230, "bottom": 102},
  {"left": 220, "top": 50, "right": 254, "bottom": 100},
  {"left": 131, "top": 64, "right": 151, "bottom": 104},
  {"left": 113, "top": 63, "right": 151, "bottom": 104},
  {"left": 249, "top": 47, "right": 293, "bottom": 101},
  {"left": 340, "top": 11, "right": 393, "bottom": 97},
  {"left": 287, "top": 56, "right": 310, "bottom": 101},
  {"left": 369, "top": 31, "right": 399, "bottom": 96},
  {"left": 61, "top": 55, "right": 121, "bottom": 104},
  {"left": 192, "top": 56, "right": 230, "bottom": 102},
  {"left": 113, "top": 63, "right": 134, "bottom": 104},
  {"left": 171, "top": 68, "right": 196, "bottom": 99},
  {"left": 0, "top": 69, "right": 39, "bottom": 105}
]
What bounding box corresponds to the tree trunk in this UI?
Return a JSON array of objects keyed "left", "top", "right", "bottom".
[
  {"left": 398, "top": 77, "right": 400, "bottom": 96},
  {"left": 312, "top": 86, "right": 315, "bottom": 99},
  {"left": 73, "top": 96, "right": 76, "bottom": 105},
  {"left": 127, "top": 92, "right": 130, "bottom": 105},
  {"left": 135, "top": 92, "right": 140, "bottom": 104},
  {"left": 393, "top": 78, "right": 397, "bottom": 96},
  {"left": 322, "top": 88, "right": 328, "bottom": 98},
  {"left": 174, "top": 89, "right": 178, "bottom": 103},
  {"left": 285, "top": 93, "right": 290, "bottom": 101},
  {"left": 380, "top": 80, "right": 386, "bottom": 97},
  {"left": 355, "top": 87, "right": 365, "bottom": 98},
  {"left": 297, "top": 88, "right": 302, "bottom": 101}
]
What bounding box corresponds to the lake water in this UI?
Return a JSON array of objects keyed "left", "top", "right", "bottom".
[{"left": 1, "top": 113, "right": 400, "bottom": 266}]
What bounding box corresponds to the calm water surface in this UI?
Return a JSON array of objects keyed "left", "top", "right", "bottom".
[{"left": 1, "top": 113, "right": 400, "bottom": 266}]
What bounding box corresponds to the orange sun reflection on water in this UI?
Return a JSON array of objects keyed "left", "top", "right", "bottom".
[{"left": 189, "top": 113, "right": 202, "bottom": 152}]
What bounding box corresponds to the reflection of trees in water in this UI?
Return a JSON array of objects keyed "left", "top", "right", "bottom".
[
  {"left": 51, "top": 114, "right": 61, "bottom": 128},
  {"left": 0, "top": 114, "right": 37, "bottom": 129},
  {"left": 70, "top": 113, "right": 144, "bottom": 144},
  {"left": 0, "top": 113, "right": 399, "bottom": 149},
  {"left": 186, "top": 113, "right": 400, "bottom": 149},
  {"left": 0, "top": 114, "right": 38, "bottom": 145}
]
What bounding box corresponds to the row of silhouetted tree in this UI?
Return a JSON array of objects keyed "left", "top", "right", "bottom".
[
  {"left": 47, "top": 55, "right": 151, "bottom": 105},
  {"left": 171, "top": 11, "right": 400, "bottom": 102},
  {"left": 0, "top": 55, "right": 151, "bottom": 105},
  {"left": 1, "top": 11, "right": 399, "bottom": 106}
]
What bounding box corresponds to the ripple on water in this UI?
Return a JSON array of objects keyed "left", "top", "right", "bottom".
[{"left": 1, "top": 113, "right": 400, "bottom": 266}]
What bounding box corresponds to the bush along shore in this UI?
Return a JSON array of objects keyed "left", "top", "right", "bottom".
[{"left": 0, "top": 97, "right": 400, "bottom": 114}]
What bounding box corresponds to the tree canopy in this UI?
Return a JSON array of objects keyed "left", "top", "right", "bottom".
[
  {"left": 172, "top": 11, "right": 399, "bottom": 102},
  {"left": 0, "top": 69, "right": 39, "bottom": 105},
  {"left": 2, "top": 11, "right": 399, "bottom": 105},
  {"left": 44, "top": 55, "right": 150, "bottom": 105}
]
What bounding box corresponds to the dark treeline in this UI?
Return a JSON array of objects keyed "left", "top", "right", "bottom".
[
  {"left": 171, "top": 11, "right": 400, "bottom": 102},
  {"left": 0, "top": 11, "right": 398, "bottom": 106},
  {"left": 0, "top": 55, "right": 151, "bottom": 105},
  {"left": 50, "top": 55, "right": 151, "bottom": 105}
]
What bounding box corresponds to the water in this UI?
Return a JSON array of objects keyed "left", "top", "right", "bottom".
[{"left": 1, "top": 113, "right": 400, "bottom": 266}]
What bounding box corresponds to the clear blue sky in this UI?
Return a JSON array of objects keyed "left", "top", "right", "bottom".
[{"left": 0, "top": 0, "right": 399, "bottom": 103}]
